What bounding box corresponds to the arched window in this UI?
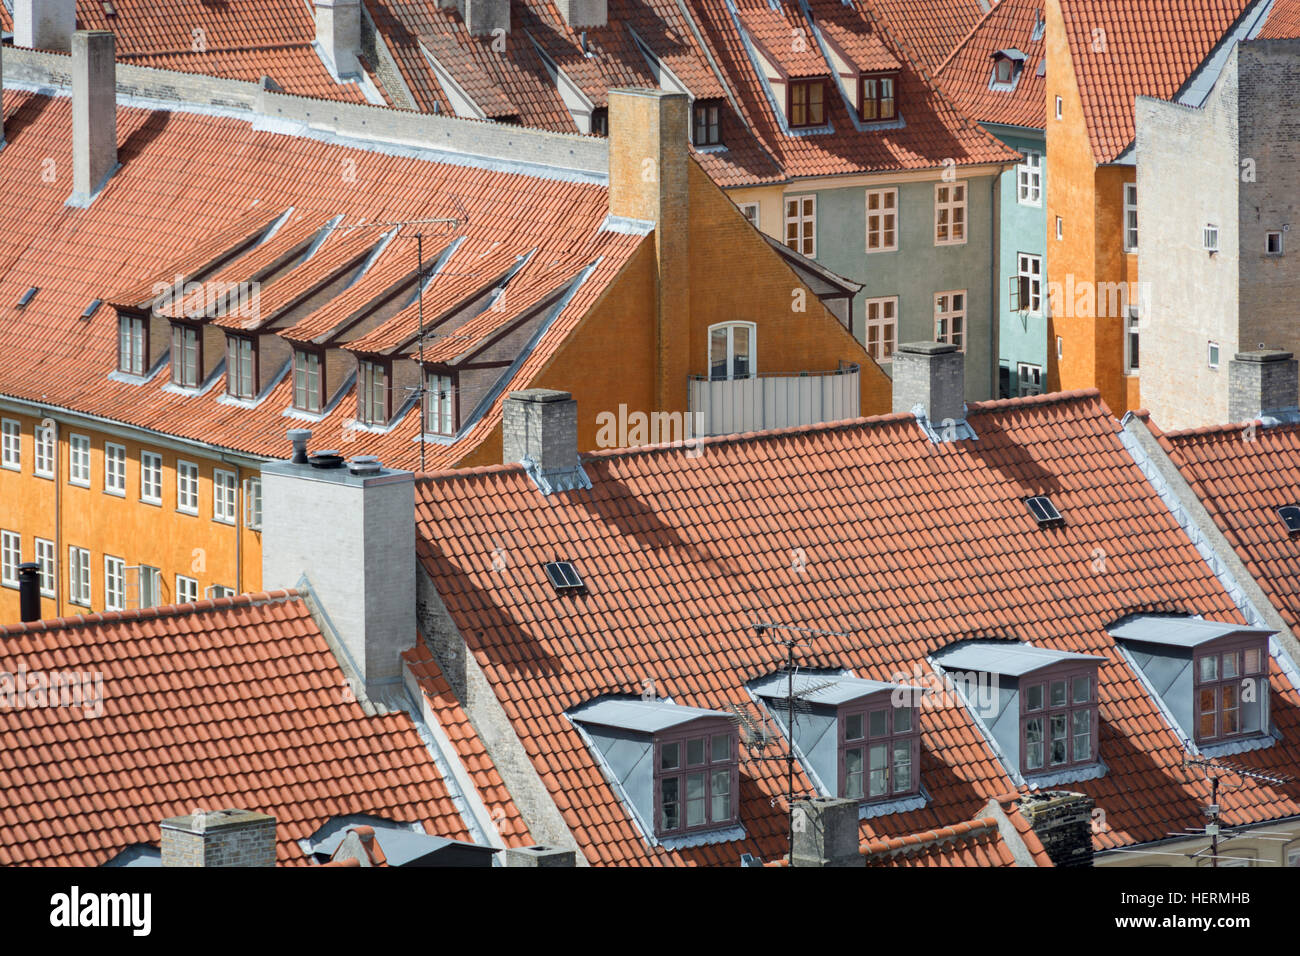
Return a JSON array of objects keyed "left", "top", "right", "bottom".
[{"left": 708, "top": 322, "right": 756, "bottom": 381}]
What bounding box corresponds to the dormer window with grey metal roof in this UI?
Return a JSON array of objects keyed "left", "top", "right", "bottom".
[
  {"left": 569, "top": 698, "right": 743, "bottom": 848},
  {"left": 750, "top": 672, "right": 926, "bottom": 818},
  {"left": 933, "top": 642, "right": 1106, "bottom": 787},
  {"left": 990, "top": 49, "right": 1026, "bottom": 89},
  {"left": 1111, "top": 616, "right": 1276, "bottom": 756}
]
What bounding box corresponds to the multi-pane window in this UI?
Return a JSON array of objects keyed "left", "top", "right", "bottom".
[
  {"left": 1018, "top": 253, "right": 1043, "bottom": 313},
  {"left": 864, "top": 297, "right": 897, "bottom": 362},
  {"left": 840, "top": 700, "right": 921, "bottom": 801},
  {"left": 1203, "top": 223, "right": 1219, "bottom": 252},
  {"left": 292, "top": 349, "right": 322, "bottom": 413},
  {"left": 171, "top": 323, "right": 201, "bottom": 387},
  {"left": 708, "top": 323, "right": 755, "bottom": 381},
  {"left": 136, "top": 565, "right": 160, "bottom": 609},
  {"left": 34, "top": 538, "right": 55, "bottom": 597},
  {"left": 738, "top": 203, "right": 760, "bottom": 226},
  {"left": 176, "top": 575, "right": 198, "bottom": 605},
  {"left": 934, "top": 181, "right": 967, "bottom": 245},
  {"left": 213, "top": 469, "right": 238, "bottom": 524},
  {"left": 1021, "top": 669, "right": 1097, "bottom": 773},
  {"left": 104, "top": 555, "right": 125, "bottom": 611},
  {"left": 1, "top": 530, "right": 20, "bottom": 587},
  {"left": 784, "top": 194, "right": 815, "bottom": 257},
  {"left": 69, "top": 433, "right": 91, "bottom": 487},
  {"left": 1194, "top": 639, "right": 1270, "bottom": 743},
  {"left": 934, "top": 290, "right": 966, "bottom": 352},
  {"left": 1, "top": 418, "right": 19, "bottom": 470},
  {"left": 1018, "top": 363, "right": 1044, "bottom": 397},
  {"left": 788, "top": 79, "right": 825, "bottom": 128},
  {"left": 140, "top": 451, "right": 163, "bottom": 504},
  {"left": 358, "top": 360, "right": 390, "bottom": 426},
  {"left": 226, "top": 335, "right": 257, "bottom": 399},
  {"left": 243, "top": 477, "right": 262, "bottom": 530},
  {"left": 859, "top": 73, "right": 897, "bottom": 121},
  {"left": 424, "top": 372, "right": 456, "bottom": 436},
  {"left": 1123, "top": 182, "right": 1138, "bottom": 251},
  {"left": 655, "top": 727, "right": 737, "bottom": 836},
  {"left": 177, "top": 460, "right": 199, "bottom": 514},
  {"left": 1125, "top": 307, "right": 1140, "bottom": 374},
  {"left": 34, "top": 422, "right": 55, "bottom": 478},
  {"left": 69, "top": 546, "right": 91, "bottom": 607},
  {"left": 692, "top": 99, "right": 722, "bottom": 146},
  {"left": 206, "top": 584, "right": 236, "bottom": 599},
  {"left": 118, "top": 313, "right": 147, "bottom": 375},
  {"left": 1017, "top": 151, "right": 1042, "bottom": 205},
  {"left": 865, "top": 189, "right": 897, "bottom": 252},
  {"left": 104, "top": 442, "right": 126, "bottom": 495}
]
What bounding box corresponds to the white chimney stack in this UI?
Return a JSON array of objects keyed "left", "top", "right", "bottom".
[
  {"left": 70, "top": 31, "right": 119, "bottom": 207},
  {"left": 14, "top": 0, "right": 76, "bottom": 52},
  {"left": 555, "top": 0, "right": 607, "bottom": 29},
  {"left": 314, "top": 0, "right": 362, "bottom": 76},
  {"left": 457, "top": 0, "right": 510, "bottom": 36}
]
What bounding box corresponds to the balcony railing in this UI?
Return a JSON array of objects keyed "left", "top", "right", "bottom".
[{"left": 688, "top": 364, "right": 860, "bottom": 437}]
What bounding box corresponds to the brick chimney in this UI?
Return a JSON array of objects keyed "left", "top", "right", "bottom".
[
  {"left": 69, "top": 31, "right": 119, "bottom": 208},
  {"left": 261, "top": 435, "right": 416, "bottom": 692},
  {"left": 14, "top": 0, "right": 76, "bottom": 52},
  {"left": 314, "top": 0, "right": 362, "bottom": 76},
  {"left": 555, "top": 0, "right": 607, "bottom": 28},
  {"left": 1018, "top": 791, "right": 1095, "bottom": 867},
  {"left": 789, "top": 798, "right": 866, "bottom": 868},
  {"left": 505, "top": 845, "right": 577, "bottom": 867},
  {"left": 502, "top": 389, "right": 589, "bottom": 493},
  {"left": 608, "top": 89, "right": 690, "bottom": 412},
  {"left": 1228, "top": 350, "right": 1299, "bottom": 422},
  {"left": 892, "top": 342, "right": 966, "bottom": 427},
  {"left": 457, "top": 0, "right": 510, "bottom": 36},
  {"left": 160, "top": 809, "right": 277, "bottom": 867}
]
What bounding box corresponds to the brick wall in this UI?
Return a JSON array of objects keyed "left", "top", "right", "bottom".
[
  {"left": 1019, "top": 790, "right": 1094, "bottom": 867},
  {"left": 160, "top": 810, "right": 277, "bottom": 866}
]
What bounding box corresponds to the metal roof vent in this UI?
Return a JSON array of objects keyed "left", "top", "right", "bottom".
[
  {"left": 308, "top": 450, "right": 346, "bottom": 469},
  {"left": 348, "top": 455, "right": 382, "bottom": 475},
  {"left": 287, "top": 428, "right": 312, "bottom": 464}
]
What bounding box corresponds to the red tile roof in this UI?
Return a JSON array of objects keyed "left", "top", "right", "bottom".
[
  {"left": 1258, "top": 0, "right": 1300, "bottom": 37},
  {"left": 864, "top": 0, "right": 987, "bottom": 73},
  {"left": 1057, "top": 0, "right": 1255, "bottom": 164},
  {"left": 862, "top": 794, "right": 1054, "bottom": 866},
  {"left": 0, "top": 591, "right": 474, "bottom": 866},
  {"left": 412, "top": 390, "right": 1300, "bottom": 865},
  {"left": 0, "top": 84, "right": 642, "bottom": 471},
  {"left": 936, "top": 0, "right": 1046, "bottom": 130}
]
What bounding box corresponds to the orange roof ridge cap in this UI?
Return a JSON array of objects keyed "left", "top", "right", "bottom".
[{"left": 0, "top": 588, "right": 302, "bottom": 639}]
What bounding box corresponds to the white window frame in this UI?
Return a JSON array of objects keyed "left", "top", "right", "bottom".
[
  {"left": 244, "top": 476, "right": 263, "bottom": 530},
  {"left": 863, "top": 296, "right": 898, "bottom": 363},
  {"left": 934, "top": 290, "right": 967, "bottom": 352},
  {"left": 424, "top": 373, "right": 455, "bottom": 437},
  {"left": 1203, "top": 223, "right": 1219, "bottom": 252},
  {"left": 140, "top": 451, "right": 163, "bottom": 505},
  {"left": 1017, "top": 151, "right": 1042, "bottom": 206},
  {"left": 1125, "top": 307, "right": 1140, "bottom": 374},
  {"left": 132, "top": 564, "right": 160, "bottom": 609},
  {"left": 213, "top": 468, "right": 238, "bottom": 525},
  {"left": 1017, "top": 363, "right": 1044, "bottom": 396},
  {"left": 176, "top": 574, "right": 199, "bottom": 605},
  {"left": 1123, "top": 183, "right": 1138, "bottom": 252},
  {"left": 1266, "top": 230, "right": 1284, "bottom": 255},
  {"left": 865, "top": 188, "right": 898, "bottom": 252},
  {"left": 69, "top": 546, "right": 91, "bottom": 607},
  {"left": 934, "top": 181, "right": 967, "bottom": 246},
  {"left": 1208, "top": 342, "right": 1221, "bottom": 369},
  {"left": 707, "top": 322, "right": 757, "bottom": 381},
  {"left": 358, "top": 360, "right": 389, "bottom": 426},
  {"left": 1056, "top": 216, "right": 1063, "bottom": 241},
  {"left": 104, "top": 555, "right": 125, "bottom": 611},
  {"left": 783, "top": 194, "right": 816, "bottom": 257},
  {"left": 1, "top": 419, "right": 20, "bottom": 471},
  {"left": 1, "top": 530, "right": 20, "bottom": 587},
  {"left": 206, "top": 584, "right": 235, "bottom": 600},
  {"left": 738, "top": 202, "right": 760, "bottom": 226},
  {"left": 1018, "top": 253, "right": 1043, "bottom": 314},
  {"left": 177, "top": 460, "right": 200, "bottom": 515},
  {"left": 292, "top": 349, "right": 322, "bottom": 413},
  {"left": 1055, "top": 96, "right": 1063, "bottom": 120},
  {"left": 35, "top": 538, "right": 55, "bottom": 597},
  {"left": 69, "top": 433, "right": 91, "bottom": 487},
  {"left": 34, "top": 421, "right": 55, "bottom": 479},
  {"left": 104, "top": 442, "right": 126, "bottom": 496},
  {"left": 119, "top": 313, "right": 147, "bottom": 376},
  {"left": 227, "top": 335, "right": 257, "bottom": 399},
  {"left": 1057, "top": 336, "right": 1063, "bottom": 360}
]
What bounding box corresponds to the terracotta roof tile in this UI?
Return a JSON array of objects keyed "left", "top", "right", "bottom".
[
  {"left": 935, "top": 0, "right": 1046, "bottom": 130},
  {"left": 1258, "top": 0, "right": 1300, "bottom": 38}
]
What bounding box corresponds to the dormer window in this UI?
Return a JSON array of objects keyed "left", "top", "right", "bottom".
[
  {"left": 590, "top": 108, "right": 608, "bottom": 137},
  {"left": 424, "top": 369, "right": 456, "bottom": 436},
  {"left": 1195, "top": 641, "right": 1269, "bottom": 743},
  {"left": 840, "top": 696, "right": 920, "bottom": 801},
  {"left": 990, "top": 49, "right": 1026, "bottom": 88},
  {"left": 656, "top": 726, "right": 736, "bottom": 835},
  {"left": 1022, "top": 669, "right": 1097, "bottom": 771},
  {"left": 292, "top": 348, "right": 324, "bottom": 413},
  {"left": 170, "top": 322, "right": 202, "bottom": 388},
  {"left": 357, "top": 358, "right": 391, "bottom": 425},
  {"left": 788, "top": 79, "right": 826, "bottom": 128},
  {"left": 692, "top": 99, "right": 723, "bottom": 146},
  {"left": 859, "top": 72, "right": 898, "bottom": 122},
  {"left": 226, "top": 334, "right": 258, "bottom": 399},
  {"left": 995, "top": 58, "right": 1014, "bottom": 83},
  {"left": 118, "top": 312, "right": 148, "bottom": 375}
]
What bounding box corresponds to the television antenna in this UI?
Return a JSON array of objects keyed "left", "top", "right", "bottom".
[{"left": 1169, "top": 755, "right": 1296, "bottom": 867}]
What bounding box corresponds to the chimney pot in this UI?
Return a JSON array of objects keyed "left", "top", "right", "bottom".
[
  {"left": 1228, "top": 350, "right": 1299, "bottom": 422},
  {"left": 70, "top": 31, "right": 119, "bottom": 206},
  {"left": 14, "top": 0, "right": 76, "bottom": 52},
  {"left": 891, "top": 341, "right": 966, "bottom": 427},
  {"left": 309, "top": 450, "right": 346, "bottom": 469},
  {"left": 287, "top": 428, "right": 312, "bottom": 464},
  {"left": 18, "top": 562, "right": 41, "bottom": 623},
  {"left": 348, "top": 455, "right": 382, "bottom": 475}
]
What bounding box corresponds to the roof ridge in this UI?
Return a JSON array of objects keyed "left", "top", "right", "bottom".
[
  {"left": 120, "top": 42, "right": 318, "bottom": 58},
  {"left": 933, "top": 0, "right": 1005, "bottom": 76},
  {"left": 861, "top": 815, "right": 1001, "bottom": 857},
  {"left": 0, "top": 588, "right": 301, "bottom": 639},
  {"left": 1162, "top": 418, "right": 1300, "bottom": 442}
]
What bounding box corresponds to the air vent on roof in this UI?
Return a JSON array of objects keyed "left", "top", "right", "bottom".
[
  {"left": 81, "top": 299, "right": 103, "bottom": 320},
  {"left": 544, "top": 560, "right": 584, "bottom": 592},
  {"left": 1279, "top": 506, "right": 1300, "bottom": 534},
  {"left": 308, "top": 450, "right": 346, "bottom": 469},
  {"left": 1026, "top": 495, "right": 1064, "bottom": 527},
  {"left": 16, "top": 287, "right": 38, "bottom": 308}
]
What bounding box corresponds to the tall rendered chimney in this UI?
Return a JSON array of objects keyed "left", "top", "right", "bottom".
[
  {"left": 457, "top": 0, "right": 510, "bottom": 35},
  {"left": 608, "top": 89, "right": 690, "bottom": 412},
  {"left": 892, "top": 342, "right": 966, "bottom": 427},
  {"left": 70, "top": 31, "right": 119, "bottom": 207},
  {"left": 555, "top": 0, "right": 607, "bottom": 28},
  {"left": 14, "top": 0, "right": 76, "bottom": 52},
  {"left": 314, "top": 0, "right": 362, "bottom": 76},
  {"left": 1228, "top": 350, "right": 1299, "bottom": 422}
]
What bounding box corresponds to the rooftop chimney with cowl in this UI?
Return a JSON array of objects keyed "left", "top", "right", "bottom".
[
  {"left": 314, "top": 0, "right": 362, "bottom": 76},
  {"left": 261, "top": 431, "right": 416, "bottom": 693},
  {"left": 14, "top": 0, "right": 76, "bottom": 52},
  {"left": 1228, "top": 350, "right": 1300, "bottom": 423},
  {"left": 892, "top": 341, "right": 969, "bottom": 439},
  {"left": 457, "top": 0, "right": 510, "bottom": 36},
  {"left": 69, "top": 31, "right": 120, "bottom": 208},
  {"left": 160, "top": 809, "right": 277, "bottom": 867},
  {"left": 18, "top": 563, "right": 41, "bottom": 623},
  {"left": 555, "top": 0, "right": 607, "bottom": 29},
  {"left": 502, "top": 389, "right": 590, "bottom": 494}
]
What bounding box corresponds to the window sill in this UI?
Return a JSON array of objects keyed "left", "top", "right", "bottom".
[
  {"left": 69, "top": 600, "right": 91, "bottom": 609},
  {"left": 1, "top": 581, "right": 18, "bottom": 590},
  {"left": 69, "top": 479, "right": 90, "bottom": 489},
  {"left": 139, "top": 498, "right": 162, "bottom": 508},
  {"left": 177, "top": 508, "right": 199, "bottom": 517},
  {"left": 213, "top": 517, "right": 237, "bottom": 526},
  {"left": 40, "top": 590, "right": 55, "bottom": 599},
  {"left": 1197, "top": 730, "right": 1277, "bottom": 759},
  {"left": 858, "top": 790, "right": 928, "bottom": 820},
  {"left": 104, "top": 488, "right": 126, "bottom": 498},
  {"left": 654, "top": 823, "right": 747, "bottom": 851},
  {"left": 1, "top": 464, "right": 19, "bottom": 472},
  {"left": 1022, "top": 759, "right": 1107, "bottom": 789},
  {"left": 34, "top": 471, "right": 55, "bottom": 481},
  {"left": 934, "top": 238, "right": 969, "bottom": 247},
  {"left": 865, "top": 246, "right": 898, "bottom": 254}
]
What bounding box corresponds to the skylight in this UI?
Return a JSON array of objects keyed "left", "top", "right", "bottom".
[
  {"left": 544, "top": 560, "right": 583, "bottom": 592},
  {"left": 1026, "top": 495, "right": 1063, "bottom": 527},
  {"left": 82, "top": 299, "right": 103, "bottom": 320},
  {"left": 16, "top": 287, "right": 38, "bottom": 308},
  {"left": 1278, "top": 506, "right": 1300, "bottom": 534}
]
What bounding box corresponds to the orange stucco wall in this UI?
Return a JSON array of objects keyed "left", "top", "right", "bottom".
[{"left": 0, "top": 410, "right": 260, "bottom": 625}]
